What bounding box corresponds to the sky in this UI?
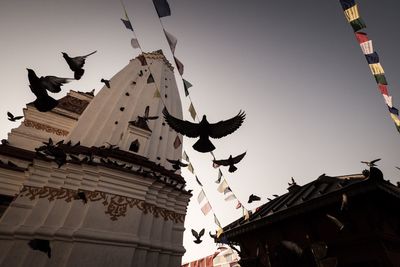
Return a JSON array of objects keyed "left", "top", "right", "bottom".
[{"left": 1, "top": 0, "right": 400, "bottom": 264}]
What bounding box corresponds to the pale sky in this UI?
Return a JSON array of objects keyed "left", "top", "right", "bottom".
[{"left": 1, "top": 0, "right": 400, "bottom": 264}]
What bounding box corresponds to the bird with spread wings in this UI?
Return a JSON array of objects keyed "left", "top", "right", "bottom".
[
  {"left": 163, "top": 108, "right": 245, "bottom": 153},
  {"left": 213, "top": 152, "right": 246, "bottom": 172}
]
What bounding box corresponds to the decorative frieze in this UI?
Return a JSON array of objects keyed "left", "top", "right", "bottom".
[
  {"left": 24, "top": 120, "right": 69, "bottom": 136},
  {"left": 19, "top": 185, "right": 185, "bottom": 223}
]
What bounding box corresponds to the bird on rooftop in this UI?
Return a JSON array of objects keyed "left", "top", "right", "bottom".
[
  {"left": 361, "top": 158, "right": 381, "bottom": 167},
  {"left": 163, "top": 108, "right": 245, "bottom": 153},
  {"left": 28, "top": 239, "right": 51, "bottom": 258},
  {"left": 248, "top": 194, "right": 261, "bottom": 203},
  {"left": 288, "top": 177, "right": 297, "bottom": 186},
  {"left": 62, "top": 50, "right": 97, "bottom": 80},
  {"left": 166, "top": 159, "right": 188, "bottom": 170},
  {"left": 213, "top": 152, "right": 246, "bottom": 173},
  {"left": 191, "top": 228, "right": 205, "bottom": 244},
  {"left": 7, "top": 112, "right": 23, "bottom": 122},
  {"left": 273, "top": 194, "right": 279, "bottom": 198},
  {"left": 1, "top": 139, "right": 9, "bottom": 145},
  {"left": 101, "top": 78, "right": 110, "bottom": 88},
  {"left": 27, "top": 69, "right": 71, "bottom": 112}
]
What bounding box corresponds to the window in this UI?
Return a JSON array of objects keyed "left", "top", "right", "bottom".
[{"left": 129, "top": 139, "right": 140, "bottom": 153}]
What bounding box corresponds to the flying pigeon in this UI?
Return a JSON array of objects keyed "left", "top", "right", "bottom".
[
  {"left": 163, "top": 108, "right": 245, "bottom": 153},
  {"left": 28, "top": 239, "right": 51, "bottom": 258},
  {"left": 191, "top": 228, "right": 205, "bottom": 244},
  {"left": 248, "top": 194, "right": 261, "bottom": 203},
  {"left": 166, "top": 159, "right": 188, "bottom": 170},
  {"left": 101, "top": 78, "right": 110, "bottom": 88},
  {"left": 62, "top": 50, "right": 97, "bottom": 80},
  {"left": 361, "top": 158, "right": 381, "bottom": 167},
  {"left": 213, "top": 152, "right": 246, "bottom": 173},
  {"left": 27, "top": 69, "right": 71, "bottom": 112},
  {"left": 7, "top": 112, "right": 23, "bottom": 122}
]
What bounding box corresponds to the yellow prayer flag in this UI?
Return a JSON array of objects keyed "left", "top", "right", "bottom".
[
  {"left": 369, "top": 63, "right": 384, "bottom": 75},
  {"left": 188, "top": 102, "right": 196, "bottom": 121},
  {"left": 390, "top": 114, "right": 400, "bottom": 126},
  {"left": 187, "top": 163, "right": 194, "bottom": 173},
  {"left": 216, "top": 227, "right": 224, "bottom": 238},
  {"left": 344, "top": 4, "right": 360, "bottom": 22},
  {"left": 153, "top": 89, "right": 161, "bottom": 98}
]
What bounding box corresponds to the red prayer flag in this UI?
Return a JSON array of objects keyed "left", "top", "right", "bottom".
[
  {"left": 378, "top": 84, "right": 388, "bottom": 96},
  {"left": 355, "top": 32, "right": 368, "bottom": 44}
]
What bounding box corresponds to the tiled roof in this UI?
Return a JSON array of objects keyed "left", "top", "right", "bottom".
[{"left": 220, "top": 168, "right": 400, "bottom": 239}]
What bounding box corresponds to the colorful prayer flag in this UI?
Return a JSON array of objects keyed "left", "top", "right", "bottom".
[
  {"left": 223, "top": 187, "right": 232, "bottom": 195},
  {"left": 355, "top": 32, "right": 368, "bottom": 44},
  {"left": 201, "top": 202, "right": 212, "bottom": 215},
  {"left": 224, "top": 193, "right": 236, "bottom": 201},
  {"left": 369, "top": 63, "right": 384, "bottom": 75},
  {"left": 197, "top": 189, "right": 206, "bottom": 203},
  {"left": 344, "top": 4, "right": 360, "bottom": 22},
  {"left": 217, "top": 179, "right": 229, "bottom": 193},
  {"left": 214, "top": 214, "right": 222, "bottom": 228},
  {"left": 243, "top": 207, "right": 250, "bottom": 220},
  {"left": 187, "top": 163, "right": 194, "bottom": 173},
  {"left": 163, "top": 29, "right": 177, "bottom": 54},
  {"left": 188, "top": 102, "right": 196, "bottom": 121},
  {"left": 236, "top": 201, "right": 242, "bottom": 209},
  {"left": 153, "top": 89, "right": 161, "bottom": 98},
  {"left": 215, "top": 169, "right": 223, "bottom": 183},
  {"left": 195, "top": 175, "right": 203, "bottom": 186},
  {"left": 182, "top": 151, "right": 189, "bottom": 162},
  {"left": 390, "top": 114, "right": 400, "bottom": 126},
  {"left": 350, "top": 18, "right": 366, "bottom": 32},
  {"left": 147, "top": 74, "right": 155, "bottom": 83},
  {"left": 216, "top": 227, "right": 224, "bottom": 238},
  {"left": 378, "top": 84, "right": 388, "bottom": 96},
  {"left": 173, "top": 135, "right": 181, "bottom": 149},
  {"left": 383, "top": 95, "right": 392, "bottom": 107},
  {"left": 374, "top": 74, "right": 388, "bottom": 85},
  {"left": 360, "top": 40, "right": 373, "bottom": 54},
  {"left": 365, "top": 52, "right": 379, "bottom": 64},
  {"left": 183, "top": 79, "right": 193, "bottom": 97},
  {"left": 131, "top": 38, "right": 140, "bottom": 49},
  {"left": 174, "top": 57, "right": 184, "bottom": 75},
  {"left": 339, "top": 0, "right": 355, "bottom": 10},
  {"left": 152, "top": 0, "right": 171, "bottom": 18},
  {"left": 121, "top": 18, "right": 133, "bottom": 31},
  {"left": 389, "top": 106, "right": 399, "bottom": 116}
]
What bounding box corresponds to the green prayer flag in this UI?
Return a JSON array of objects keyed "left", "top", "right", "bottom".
[
  {"left": 183, "top": 79, "right": 193, "bottom": 97},
  {"left": 350, "top": 18, "right": 366, "bottom": 32},
  {"left": 374, "top": 74, "right": 388, "bottom": 85}
]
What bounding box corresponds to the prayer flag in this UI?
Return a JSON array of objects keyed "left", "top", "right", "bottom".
[
  {"left": 173, "top": 135, "right": 181, "bottom": 149},
  {"left": 131, "top": 38, "right": 140, "bottom": 49},
  {"left": 344, "top": 4, "right": 360, "bottom": 23},
  {"left": 164, "top": 29, "right": 177, "bottom": 54},
  {"left": 223, "top": 187, "right": 232, "bottom": 195},
  {"left": 187, "top": 163, "right": 194, "bottom": 173},
  {"left": 390, "top": 114, "right": 400, "bottom": 126},
  {"left": 201, "top": 202, "right": 212, "bottom": 215},
  {"left": 339, "top": 0, "right": 355, "bottom": 10},
  {"left": 195, "top": 175, "right": 203, "bottom": 186},
  {"left": 369, "top": 63, "right": 384, "bottom": 75},
  {"left": 224, "top": 194, "right": 236, "bottom": 201},
  {"left": 183, "top": 79, "right": 193, "bottom": 97},
  {"left": 383, "top": 94, "right": 392, "bottom": 107},
  {"left": 174, "top": 57, "right": 184, "bottom": 75},
  {"left": 217, "top": 179, "right": 229, "bottom": 193},
  {"left": 389, "top": 106, "right": 399, "bottom": 116},
  {"left": 378, "top": 84, "right": 388, "bottom": 96},
  {"left": 236, "top": 201, "right": 242, "bottom": 209},
  {"left": 350, "top": 18, "right": 366, "bottom": 32},
  {"left": 360, "top": 40, "right": 373, "bottom": 54},
  {"left": 121, "top": 18, "right": 133, "bottom": 31},
  {"left": 147, "top": 74, "right": 155, "bottom": 83},
  {"left": 215, "top": 169, "right": 223, "bottom": 183},
  {"left": 214, "top": 214, "right": 222, "bottom": 228},
  {"left": 216, "top": 227, "right": 224, "bottom": 238},
  {"left": 197, "top": 189, "right": 206, "bottom": 203},
  {"left": 188, "top": 102, "right": 196, "bottom": 121},
  {"left": 153, "top": 89, "right": 161, "bottom": 98},
  {"left": 182, "top": 151, "right": 189, "bottom": 162},
  {"left": 365, "top": 52, "right": 379, "bottom": 64},
  {"left": 197, "top": 190, "right": 211, "bottom": 216},
  {"left": 152, "top": 0, "right": 171, "bottom": 18},
  {"left": 243, "top": 207, "right": 250, "bottom": 220},
  {"left": 213, "top": 162, "right": 220, "bottom": 168},
  {"left": 355, "top": 32, "right": 368, "bottom": 44},
  {"left": 374, "top": 74, "right": 388, "bottom": 85}
]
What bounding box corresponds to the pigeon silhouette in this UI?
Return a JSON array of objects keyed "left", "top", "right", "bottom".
[
  {"left": 101, "top": 78, "right": 110, "bottom": 88},
  {"left": 166, "top": 159, "right": 188, "bottom": 170},
  {"left": 361, "top": 158, "right": 381, "bottom": 167},
  {"left": 213, "top": 152, "right": 246, "bottom": 172},
  {"left": 7, "top": 112, "right": 23, "bottom": 122},
  {"left": 27, "top": 69, "right": 71, "bottom": 112},
  {"left": 62, "top": 50, "right": 97, "bottom": 80},
  {"left": 163, "top": 108, "right": 245, "bottom": 153},
  {"left": 248, "top": 194, "right": 261, "bottom": 203},
  {"left": 28, "top": 239, "right": 51, "bottom": 258},
  {"left": 191, "top": 228, "right": 205, "bottom": 244}
]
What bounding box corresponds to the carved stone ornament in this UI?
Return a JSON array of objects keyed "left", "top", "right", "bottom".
[
  {"left": 24, "top": 120, "right": 69, "bottom": 136},
  {"left": 20, "top": 185, "right": 185, "bottom": 223},
  {"left": 57, "top": 95, "right": 90, "bottom": 115}
]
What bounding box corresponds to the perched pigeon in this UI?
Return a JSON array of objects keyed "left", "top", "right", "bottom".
[
  {"left": 248, "top": 194, "right": 261, "bottom": 203},
  {"left": 361, "top": 158, "right": 381, "bottom": 167},
  {"left": 7, "top": 112, "right": 23, "bottom": 122},
  {"left": 62, "top": 51, "right": 97, "bottom": 80},
  {"left": 1, "top": 139, "right": 9, "bottom": 145},
  {"left": 213, "top": 152, "right": 246, "bottom": 173},
  {"left": 167, "top": 159, "right": 188, "bottom": 170},
  {"left": 28, "top": 239, "right": 51, "bottom": 258},
  {"left": 163, "top": 108, "right": 245, "bottom": 153},
  {"left": 191, "top": 228, "right": 205, "bottom": 244},
  {"left": 101, "top": 78, "right": 110, "bottom": 88},
  {"left": 27, "top": 69, "right": 71, "bottom": 112}
]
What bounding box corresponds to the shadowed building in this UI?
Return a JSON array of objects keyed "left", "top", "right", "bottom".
[
  {"left": 0, "top": 51, "right": 191, "bottom": 267},
  {"left": 218, "top": 168, "right": 400, "bottom": 267}
]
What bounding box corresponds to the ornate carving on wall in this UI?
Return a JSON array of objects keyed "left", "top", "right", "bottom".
[
  {"left": 20, "top": 185, "right": 185, "bottom": 223},
  {"left": 57, "top": 95, "right": 90, "bottom": 115},
  {"left": 24, "top": 120, "right": 69, "bottom": 136}
]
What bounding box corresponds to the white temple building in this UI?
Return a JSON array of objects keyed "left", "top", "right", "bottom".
[{"left": 0, "top": 50, "right": 191, "bottom": 267}]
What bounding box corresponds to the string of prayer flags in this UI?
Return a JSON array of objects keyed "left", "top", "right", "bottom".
[
  {"left": 164, "top": 29, "right": 177, "bottom": 54},
  {"left": 188, "top": 102, "right": 196, "bottom": 121},
  {"left": 183, "top": 79, "right": 193, "bottom": 97},
  {"left": 120, "top": 0, "right": 134, "bottom": 31},
  {"left": 174, "top": 57, "right": 184, "bottom": 75},
  {"left": 197, "top": 189, "right": 212, "bottom": 216},
  {"left": 152, "top": 0, "right": 171, "bottom": 18},
  {"left": 173, "top": 135, "right": 181, "bottom": 149},
  {"left": 215, "top": 169, "right": 223, "bottom": 183}
]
